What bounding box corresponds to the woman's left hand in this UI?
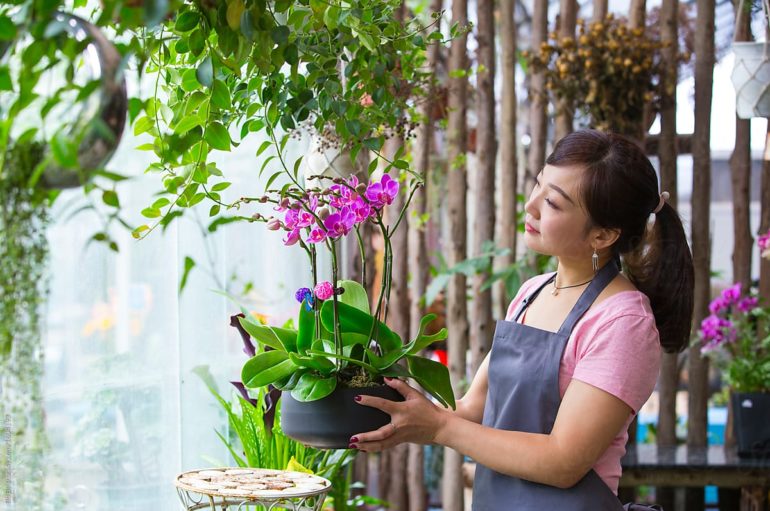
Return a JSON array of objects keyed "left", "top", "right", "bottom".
[{"left": 350, "top": 377, "right": 448, "bottom": 452}]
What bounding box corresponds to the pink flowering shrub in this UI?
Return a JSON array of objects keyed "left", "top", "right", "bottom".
[
  {"left": 699, "top": 283, "right": 770, "bottom": 392},
  {"left": 759, "top": 229, "right": 770, "bottom": 260}
]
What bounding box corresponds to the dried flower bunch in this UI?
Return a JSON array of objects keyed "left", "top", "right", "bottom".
[{"left": 525, "top": 14, "right": 689, "bottom": 136}]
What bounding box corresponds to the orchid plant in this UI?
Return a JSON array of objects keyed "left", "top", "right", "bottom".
[
  {"left": 237, "top": 171, "right": 454, "bottom": 409},
  {"left": 699, "top": 282, "right": 770, "bottom": 393}
]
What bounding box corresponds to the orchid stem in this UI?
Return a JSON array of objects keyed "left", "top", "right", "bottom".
[{"left": 330, "top": 241, "right": 342, "bottom": 369}]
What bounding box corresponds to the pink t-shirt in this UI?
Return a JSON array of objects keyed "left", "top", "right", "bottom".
[{"left": 504, "top": 273, "right": 661, "bottom": 494}]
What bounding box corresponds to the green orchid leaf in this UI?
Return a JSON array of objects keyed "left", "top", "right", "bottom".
[
  {"left": 288, "top": 352, "right": 335, "bottom": 374},
  {"left": 274, "top": 370, "right": 304, "bottom": 391},
  {"left": 291, "top": 373, "right": 337, "bottom": 402},
  {"left": 380, "top": 363, "right": 411, "bottom": 379},
  {"left": 407, "top": 314, "right": 448, "bottom": 355},
  {"left": 339, "top": 279, "right": 370, "bottom": 313},
  {"left": 241, "top": 351, "right": 296, "bottom": 388},
  {"left": 296, "top": 299, "right": 315, "bottom": 354},
  {"left": 306, "top": 349, "right": 377, "bottom": 373},
  {"left": 238, "top": 316, "right": 297, "bottom": 352},
  {"left": 341, "top": 332, "right": 369, "bottom": 347},
  {"left": 320, "top": 300, "right": 401, "bottom": 352},
  {"left": 365, "top": 347, "right": 403, "bottom": 371},
  {"left": 406, "top": 356, "right": 456, "bottom": 410}
]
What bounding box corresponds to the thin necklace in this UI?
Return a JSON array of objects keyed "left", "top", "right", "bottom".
[{"left": 551, "top": 274, "right": 593, "bottom": 296}]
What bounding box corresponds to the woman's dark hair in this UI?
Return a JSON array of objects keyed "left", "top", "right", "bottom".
[{"left": 545, "top": 129, "right": 694, "bottom": 353}]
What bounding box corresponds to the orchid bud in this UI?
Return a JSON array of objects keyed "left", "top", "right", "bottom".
[
  {"left": 252, "top": 213, "right": 262, "bottom": 221},
  {"left": 318, "top": 207, "right": 330, "bottom": 220},
  {"left": 259, "top": 195, "right": 269, "bottom": 203},
  {"left": 290, "top": 202, "right": 301, "bottom": 210},
  {"left": 355, "top": 183, "right": 367, "bottom": 194},
  {"left": 333, "top": 177, "right": 345, "bottom": 184},
  {"left": 279, "top": 198, "right": 290, "bottom": 209},
  {"left": 266, "top": 218, "right": 282, "bottom": 231}
]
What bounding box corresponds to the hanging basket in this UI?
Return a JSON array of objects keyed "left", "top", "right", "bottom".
[
  {"left": 731, "top": 41, "right": 770, "bottom": 119},
  {"left": 280, "top": 384, "right": 403, "bottom": 449}
]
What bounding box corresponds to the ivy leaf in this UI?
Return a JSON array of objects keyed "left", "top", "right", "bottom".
[
  {"left": 102, "top": 190, "right": 120, "bottom": 208},
  {"left": 211, "top": 79, "right": 232, "bottom": 109},
  {"left": 196, "top": 56, "right": 214, "bottom": 88},
  {"left": 0, "top": 15, "right": 17, "bottom": 40},
  {"left": 51, "top": 132, "right": 78, "bottom": 168},
  {"left": 0, "top": 66, "right": 12, "bottom": 91},
  {"left": 271, "top": 26, "right": 290, "bottom": 44},
  {"left": 141, "top": 207, "right": 161, "bottom": 218},
  {"left": 226, "top": 0, "right": 244, "bottom": 30},
  {"left": 189, "top": 29, "right": 205, "bottom": 56},
  {"left": 179, "top": 256, "right": 195, "bottom": 293},
  {"left": 174, "top": 115, "right": 202, "bottom": 134},
  {"left": 179, "top": 69, "right": 199, "bottom": 92},
  {"left": 205, "top": 122, "right": 231, "bottom": 151},
  {"left": 133, "top": 116, "right": 155, "bottom": 136},
  {"left": 175, "top": 11, "right": 199, "bottom": 32}
]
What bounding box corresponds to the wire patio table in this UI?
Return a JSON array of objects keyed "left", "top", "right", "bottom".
[{"left": 175, "top": 468, "right": 332, "bottom": 511}]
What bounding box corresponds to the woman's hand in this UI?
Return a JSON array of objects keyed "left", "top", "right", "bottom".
[{"left": 350, "top": 377, "right": 449, "bottom": 452}]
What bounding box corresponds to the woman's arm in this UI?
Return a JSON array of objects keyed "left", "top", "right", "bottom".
[
  {"left": 353, "top": 377, "right": 632, "bottom": 489},
  {"left": 436, "top": 378, "right": 632, "bottom": 488},
  {"left": 453, "top": 352, "right": 490, "bottom": 423}
]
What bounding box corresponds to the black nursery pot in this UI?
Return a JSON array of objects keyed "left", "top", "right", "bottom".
[
  {"left": 280, "top": 384, "right": 405, "bottom": 449},
  {"left": 731, "top": 392, "right": 770, "bottom": 458}
]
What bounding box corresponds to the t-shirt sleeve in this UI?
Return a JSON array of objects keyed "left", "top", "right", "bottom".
[{"left": 570, "top": 314, "right": 661, "bottom": 414}]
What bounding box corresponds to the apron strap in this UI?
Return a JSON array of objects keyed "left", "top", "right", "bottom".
[
  {"left": 511, "top": 272, "right": 557, "bottom": 323},
  {"left": 557, "top": 261, "right": 620, "bottom": 336}
]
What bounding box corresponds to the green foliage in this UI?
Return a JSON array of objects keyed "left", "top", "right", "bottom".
[
  {"left": 240, "top": 280, "right": 455, "bottom": 408},
  {"left": 0, "top": 140, "right": 49, "bottom": 509},
  {"left": 106, "top": 0, "right": 439, "bottom": 237},
  {"left": 195, "top": 366, "right": 382, "bottom": 510}
]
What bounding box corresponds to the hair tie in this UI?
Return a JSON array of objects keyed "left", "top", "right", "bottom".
[{"left": 653, "top": 191, "right": 670, "bottom": 214}]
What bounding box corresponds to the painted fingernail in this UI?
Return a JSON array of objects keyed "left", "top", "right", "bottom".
[
  {"left": 350, "top": 436, "right": 359, "bottom": 443},
  {"left": 349, "top": 443, "right": 358, "bottom": 449},
  {"left": 354, "top": 395, "right": 362, "bottom": 402}
]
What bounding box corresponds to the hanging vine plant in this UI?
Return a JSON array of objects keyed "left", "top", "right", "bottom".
[{"left": 0, "top": 139, "right": 50, "bottom": 511}]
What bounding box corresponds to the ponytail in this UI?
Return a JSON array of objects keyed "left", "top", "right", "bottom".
[{"left": 623, "top": 203, "right": 695, "bottom": 353}]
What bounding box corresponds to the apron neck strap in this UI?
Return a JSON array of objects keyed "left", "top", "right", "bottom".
[
  {"left": 512, "top": 273, "right": 557, "bottom": 322},
  {"left": 557, "top": 261, "right": 619, "bottom": 336}
]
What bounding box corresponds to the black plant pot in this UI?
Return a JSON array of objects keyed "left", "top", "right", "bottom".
[
  {"left": 731, "top": 392, "right": 770, "bottom": 458},
  {"left": 281, "top": 384, "right": 405, "bottom": 449}
]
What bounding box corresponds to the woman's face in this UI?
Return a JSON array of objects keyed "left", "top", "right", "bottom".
[{"left": 523, "top": 164, "right": 595, "bottom": 261}]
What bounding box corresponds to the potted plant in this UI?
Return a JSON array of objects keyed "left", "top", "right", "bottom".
[
  {"left": 731, "top": 0, "right": 770, "bottom": 118},
  {"left": 229, "top": 171, "right": 453, "bottom": 449},
  {"left": 524, "top": 13, "right": 687, "bottom": 138},
  {"left": 699, "top": 272, "right": 770, "bottom": 457},
  {"left": 101, "top": 0, "right": 448, "bottom": 448}
]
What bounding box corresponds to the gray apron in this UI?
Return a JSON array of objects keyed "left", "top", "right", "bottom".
[{"left": 473, "top": 262, "right": 624, "bottom": 511}]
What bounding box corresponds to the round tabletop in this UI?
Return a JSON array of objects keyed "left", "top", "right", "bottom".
[{"left": 174, "top": 467, "right": 332, "bottom": 511}]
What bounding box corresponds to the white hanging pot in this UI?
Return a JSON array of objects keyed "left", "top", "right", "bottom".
[
  {"left": 731, "top": 42, "right": 770, "bottom": 119},
  {"left": 302, "top": 135, "right": 358, "bottom": 185}
]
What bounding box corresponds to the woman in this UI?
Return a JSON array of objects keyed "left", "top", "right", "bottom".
[{"left": 350, "top": 130, "right": 694, "bottom": 510}]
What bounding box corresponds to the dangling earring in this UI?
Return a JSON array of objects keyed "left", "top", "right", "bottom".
[{"left": 592, "top": 247, "right": 599, "bottom": 273}]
